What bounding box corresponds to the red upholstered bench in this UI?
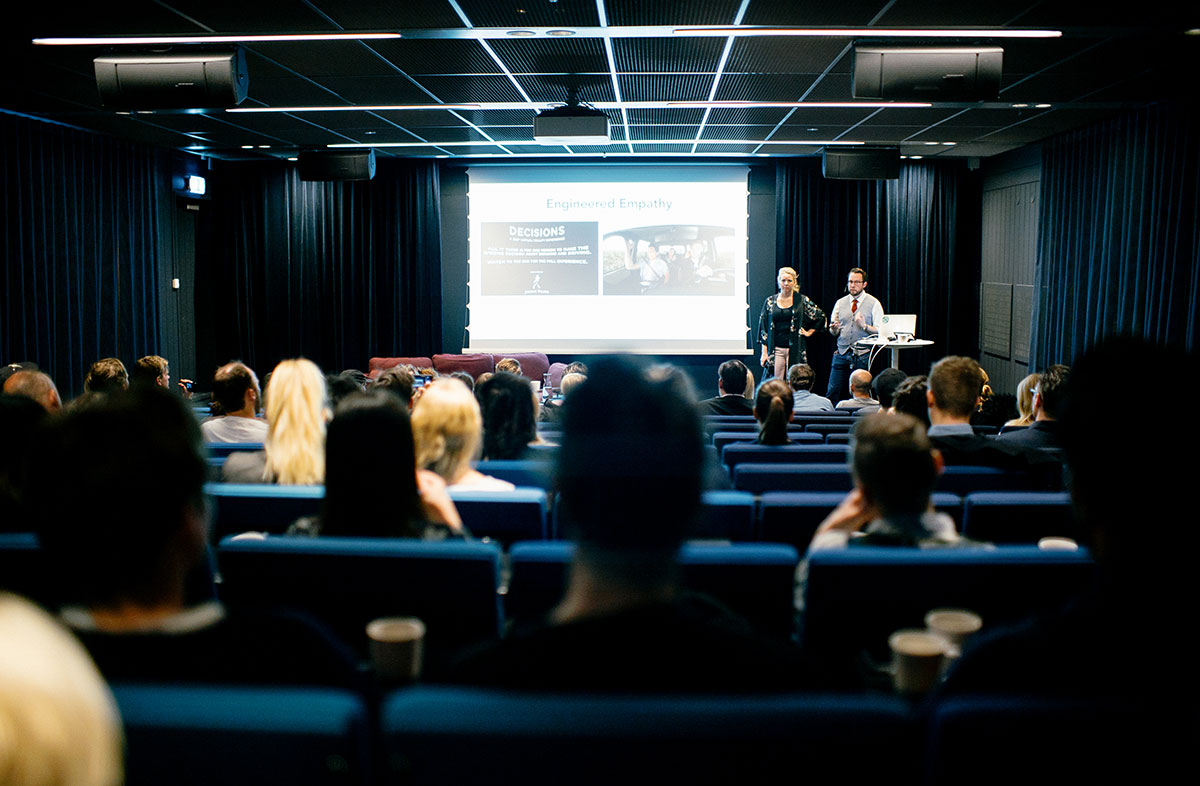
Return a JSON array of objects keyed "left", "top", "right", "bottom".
[
  {"left": 369, "top": 352, "right": 550, "bottom": 382},
  {"left": 367, "top": 356, "right": 433, "bottom": 380}
]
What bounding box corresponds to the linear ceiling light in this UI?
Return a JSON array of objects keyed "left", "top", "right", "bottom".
[
  {"left": 328, "top": 139, "right": 865, "bottom": 149},
  {"left": 33, "top": 32, "right": 401, "bottom": 45},
  {"left": 227, "top": 100, "right": 930, "bottom": 115},
  {"left": 672, "top": 27, "right": 1061, "bottom": 38},
  {"left": 667, "top": 101, "right": 931, "bottom": 108},
  {"left": 227, "top": 104, "right": 482, "bottom": 113}
]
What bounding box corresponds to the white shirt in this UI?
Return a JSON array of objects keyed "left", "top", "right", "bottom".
[{"left": 201, "top": 416, "right": 269, "bottom": 443}]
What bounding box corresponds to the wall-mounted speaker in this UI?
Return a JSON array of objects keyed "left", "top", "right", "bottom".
[
  {"left": 298, "top": 150, "right": 377, "bottom": 181},
  {"left": 822, "top": 147, "right": 901, "bottom": 180},
  {"left": 852, "top": 46, "right": 1003, "bottom": 101},
  {"left": 94, "top": 50, "right": 247, "bottom": 108}
]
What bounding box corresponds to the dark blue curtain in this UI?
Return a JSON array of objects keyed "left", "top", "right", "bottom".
[
  {"left": 194, "top": 160, "right": 442, "bottom": 380},
  {"left": 776, "top": 159, "right": 980, "bottom": 384},
  {"left": 2, "top": 111, "right": 164, "bottom": 395},
  {"left": 1032, "top": 102, "right": 1200, "bottom": 365}
]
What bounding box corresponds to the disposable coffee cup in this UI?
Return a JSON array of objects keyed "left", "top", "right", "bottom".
[
  {"left": 1038, "top": 536, "right": 1079, "bottom": 551},
  {"left": 367, "top": 617, "right": 425, "bottom": 683},
  {"left": 888, "top": 629, "right": 948, "bottom": 695},
  {"left": 924, "top": 608, "right": 983, "bottom": 649}
]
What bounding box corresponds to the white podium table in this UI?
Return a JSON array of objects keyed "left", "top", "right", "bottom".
[{"left": 855, "top": 337, "right": 934, "bottom": 369}]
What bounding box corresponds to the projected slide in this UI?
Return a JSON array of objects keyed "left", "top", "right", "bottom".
[{"left": 467, "top": 166, "right": 749, "bottom": 355}]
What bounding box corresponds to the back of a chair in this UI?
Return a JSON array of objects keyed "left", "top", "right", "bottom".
[
  {"left": 206, "top": 482, "right": 324, "bottom": 541},
  {"left": 805, "top": 422, "right": 854, "bottom": 437},
  {"left": 205, "top": 442, "right": 265, "bottom": 459},
  {"left": 506, "top": 542, "right": 799, "bottom": 638},
  {"left": 733, "top": 463, "right": 854, "bottom": 494},
  {"left": 383, "top": 687, "right": 917, "bottom": 786},
  {"left": 448, "top": 487, "right": 549, "bottom": 543},
  {"left": 935, "top": 465, "right": 1042, "bottom": 495},
  {"left": 475, "top": 459, "right": 554, "bottom": 489},
  {"left": 961, "top": 491, "right": 1074, "bottom": 543},
  {"left": 692, "top": 490, "right": 756, "bottom": 542},
  {"left": 712, "top": 430, "right": 820, "bottom": 453},
  {"left": 722, "top": 444, "right": 850, "bottom": 469},
  {"left": 216, "top": 536, "right": 503, "bottom": 662},
  {"left": 114, "top": 684, "right": 371, "bottom": 786},
  {"left": 0, "top": 532, "right": 47, "bottom": 605},
  {"left": 758, "top": 492, "right": 962, "bottom": 550},
  {"left": 801, "top": 546, "right": 1096, "bottom": 663}
]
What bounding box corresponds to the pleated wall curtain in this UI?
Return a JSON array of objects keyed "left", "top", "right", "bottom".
[
  {"left": 776, "top": 158, "right": 981, "bottom": 382},
  {"left": 2, "top": 112, "right": 164, "bottom": 395},
  {"left": 195, "top": 160, "right": 442, "bottom": 379},
  {"left": 1031, "top": 102, "right": 1200, "bottom": 366}
]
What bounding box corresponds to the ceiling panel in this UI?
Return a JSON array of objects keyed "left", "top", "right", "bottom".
[
  {"left": 612, "top": 38, "right": 726, "bottom": 74},
  {"left": 489, "top": 37, "right": 610, "bottom": 75},
  {"left": 454, "top": 0, "right": 600, "bottom": 28},
  {"left": 740, "top": 0, "right": 888, "bottom": 26},
  {"left": 366, "top": 39, "right": 503, "bottom": 76},
  {"left": 715, "top": 73, "right": 821, "bottom": 102},
  {"left": 515, "top": 74, "right": 617, "bottom": 104},
  {"left": 409, "top": 75, "right": 529, "bottom": 103},
  {"left": 873, "top": 0, "right": 1037, "bottom": 26},
  {"left": 245, "top": 41, "right": 402, "bottom": 78},
  {"left": 618, "top": 74, "right": 715, "bottom": 102},
  {"left": 319, "top": 0, "right": 466, "bottom": 30},
  {"left": 629, "top": 125, "right": 700, "bottom": 141},
  {"left": 605, "top": 0, "right": 744, "bottom": 26},
  {"left": 707, "top": 107, "right": 792, "bottom": 125},
  {"left": 724, "top": 38, "right": 851, "bottom": 75},
  {"left": 311, "top": 76, "right": 436, "bottom": 105},
  {"left": 627, "top": 108, "right": 706, "bottom": 125}
]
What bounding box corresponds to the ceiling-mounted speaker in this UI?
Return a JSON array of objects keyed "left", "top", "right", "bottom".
[
  {"left": 94, "top": 49, "right": 248, "bottom": 108},
  {"left": 852, "top": 45, "right": 1003, "bottom": 101},
  {"left": 822, "top": 147, "right": 901, "bottom": 180},
  {"left": 298, "top": 150, "right": 376, "bottom": 181}
]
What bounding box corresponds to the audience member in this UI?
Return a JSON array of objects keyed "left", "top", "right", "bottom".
[
  {"left": 0, "top": 361, "right": 38, "bottom": 388},
  {"left": 925, "top": 356, "right": 1027, "bottom": 468},
  {"left": 1004, "top": 372, "right": 1041, "bottom": 429},
  {"left": 754, "top": 379, "right": 794, "bottom": 445},
  {"left": 890, "top": 374, "right": 930, "bottom": 427},
  {"left": 870, "top": 367, "right": 907, "bottom": 410},
  {"left": 412, "top": 379, "right": 515, "bottom": 491},
  {"left": 448, "top": 370, "right": 475, "bottom": 391},
  {"left": 495, "top": 358, "right": 522, "bottom": 376},
  {"left": 130, "top": 355, "right": 169, "bottom": 388},
  {"left": 448, "top": 357, "right": 822, "bottom": 692},
  {"left": 808, "top": 412, "right": 962, "bottom": 550},
  {"left": 970, "top": 365, "right": 1012, "bottom": 428},
  {"left": 835, "top": 369, "right": 880, "bottom": 413},
  {"left": 477, "top": 371, "right": 541, "bottom": 460},
  {"left": 325, "top": 370, "right": 365, "bottom": 410},
  {"left": 83, "top": 358, "right": 127, "bottom": 394},
  {"left": 30, "top": 386, "right": 360, "bottom": 687},
  {"left": 563, "top": 361, "right": 589, "bottom": 376},
  {"left": 223, "top": 358, "right": 327, "bottom": 484},
  {"left": 371, "top": 366, "right": 415, "bottom": 408},
  {"left": 996, "top": 365, "right": 1068, "bottom": 450},
  {"left": 2, "top": 369, "right": 62, "bottom": 412},
  {"left": 0, "top": 592, "right": 122, "bottom": 786},
  {"left": 0, "top": 394, "right": 48, "bottom": 530},
  {"left": 697, "top": 359, "right": 754, "bottom": 416},
  {"left": 539, "top": 371, "right": 587, "bottom": 424},
  {"left": 289, "top": 392, "right": 463, "bottom": 537},
  {"left": 201, "top": 361, "right": 268, "bottom": 443},
  {"left": 786, "top": 363, "right": 834, "bottom": 412}
]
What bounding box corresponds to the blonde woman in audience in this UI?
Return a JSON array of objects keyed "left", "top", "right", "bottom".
[
  {"left": 0, "top": 593, "right": 122, "bottom": 786},
  {"left": 1005, "top": 372, "right": 1041, "bottom": 428},
  {"left": 223, "top": 358, "right": 328, "bottom": 484},
  {"left": 413, "top": 378, "right": 515, "bottom": 490}
]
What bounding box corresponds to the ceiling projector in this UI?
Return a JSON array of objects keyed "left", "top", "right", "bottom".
[{"left": 533, "top": 104, "right": 611, "bottom": 145}]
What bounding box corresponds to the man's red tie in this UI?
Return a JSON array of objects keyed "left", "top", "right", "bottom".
[{"left": 851, "top": 300, "right": 858, "bottom": 314}]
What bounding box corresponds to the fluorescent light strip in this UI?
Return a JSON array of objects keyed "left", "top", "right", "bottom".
[
  {"left": 673, "top": 27, "right": 1061, "bottom": 38},
  {"left": 668, "top": 101, "right": 930, "bottom": 109},
  {"left": 34, "top": 33, "right": 401, "bottom": 45},
  {"left": 228, "top": 100, "right": 930, "bottom": 114},
  {"left": 328, "top": 139, "right": 864, "bottom": 148},
  {"left": 228, "top": 104, "right": 482, "bottom": 113}
]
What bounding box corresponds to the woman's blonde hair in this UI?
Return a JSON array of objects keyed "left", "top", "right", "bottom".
[
  {"left": 0, "top": 594, "right": 122, "bottom": 786},
  {"left": 1014, "top": 372, "right": 1041, "bottom": 424},
  {"left": 411, "top": 378, "right": 482, "bottom": 484},
  {"left": 777, "top": 266, "right": 798, "bottom": 288},
  {"left": 263, "top": 358, "right": 327, "bottom": 485}
]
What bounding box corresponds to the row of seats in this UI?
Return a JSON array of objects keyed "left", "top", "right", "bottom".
[
  {"left": 113, "top": 682, "right": 1149, "bottom": 786},
  {"left": 201, "top": 483, "right": 1075, "bottom": 546}
]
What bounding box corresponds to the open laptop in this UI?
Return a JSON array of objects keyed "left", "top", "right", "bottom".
[{"left": 878, "top": 313, "right": 917, "bottom": 341}]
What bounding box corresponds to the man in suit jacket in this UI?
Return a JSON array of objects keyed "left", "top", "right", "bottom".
[
  {"left": 697, "top": 359, "right": 755, "bottom": 416},
  {"left": 926, "top": 356, "right": 1028, "bottom": 469}
]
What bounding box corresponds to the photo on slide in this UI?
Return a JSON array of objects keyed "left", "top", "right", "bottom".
[
  {"left": 601, "top": 225, "right": 736, "bottom": 296},
  {"left": 481, "top": 221, "right": 599, "bottom": 296}
]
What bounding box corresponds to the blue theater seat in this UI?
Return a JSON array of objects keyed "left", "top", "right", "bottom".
[
  {"left": 113, "top": 684, "right": 371, "bottom": 786},
  {"left": 733, "top": 463, "right": 854, "bottom": 493},
  {"left": 805, "top": 422, "right": 855, "bottom": 437},
  {"left": 448, "top": 487, "right": 549, "bottom": 544},
  {"left": 722, "top": 443, "right": 850, "bottom": 469},
  {"left": 206, "top": 482, "right": 324, "bottom": 541},
  {"left": 801, "top": 546, "right": 1096, "bottom": 663},
  {"left": 758, "top": 492, "right": 962, "bottom": 550},
  {"left": 711, "top": 430, "right": 822, "bottom": 453},
  {"left": 961, "top": 491, "right": 1074, "bottom": 543},
  {"left": 935, "top": 465, "right": 1044, "bottom": 494},
  {"left": 692, "top": 490, "right": 756, "bottom": 541},
  {"left": 205, "top": 441, "right": 265, "bottom": 459},
  {"left": 216, "top": 536, "right": 503, "bottom": 662},
  {"left": 474, "top": 458, "right": 554, "bottom": 489},
  {"left": 506, "top": 542, "right": 799, "bottom": 637},
  {"left": 0, "top": 532, "right": 46, "bottom": 604},
  {"left": 383, "top": 686, "right": 917, "bottom": 785}
]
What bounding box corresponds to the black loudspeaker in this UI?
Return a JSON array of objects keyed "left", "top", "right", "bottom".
[
  {"left": 822, "top": 147, "right": 901, "bottom": 180},
  {"left": 852, "top": 46, "right": 1003, "bottom": 101},
  {"left": 298, "top": 150, "right": 377, "bottom": 181},
  {"left": 94, "top": 50, "right": 247, "bottom": 108}
]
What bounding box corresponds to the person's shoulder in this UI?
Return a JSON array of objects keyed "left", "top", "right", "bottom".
[{"left": 221, "top": 450, "right": 267, "bottom": 482}]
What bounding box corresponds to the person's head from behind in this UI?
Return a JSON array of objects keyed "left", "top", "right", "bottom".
[
  {"left": 449, "top": 370, "right": 475, "bottom": 391},
  {"left": 0, "top": 593, "right": 122, "bottom": 786},
  {"left": 31, "top": 387, "right": 208, "bottom": 611},
  {"left": 1035, "top": 364, "right": 1070, "bottom": 420},
  {"left": 476, "top": 371, "right": 537, "bottom": 460},
  {"left": 872, "top": 367, "right": 907, "bottom": 409},
  {"left": 130, "top": 355, "right": 169, "bottom": 388},
  {"left": 0, "top": 394, "right": 49, "bottom": 526},
  {"left": 559, "top": 372, "right": 587, "bottom": 398},
  {"left": 852, "top": 412, "right": 941, "bottom": 519},
  {"left": 849, "top": 368, "right": 873, "bottom": 397},
  {"left": 2, "top": 370, "right": 62, "bottom": 412},
  {"left": 412, "top": 379, "right": 483, "bottom": 486},
  {"left": 645, "top": 365, "right": 697, "bottom": 408},
  {"left": 495, "top": 357, "right": 522, "bottom": 376},
  {"left": 927, "top": 356, "right": 984, "bottom": 421},
  {"left": 83, "top": 358, "right": 127, "bottom": 394},
  {"left": 557, "top": 357, "right": 704, "bottom": 592},
  {"left": 372, "top": 366, "right": 415, "bottom": 407},
  {"left": 263, "top": 358, "right": 327, "bottom": 485},
  {"left": 563, "top": 361, "right": 589, "bottom": 376},
  {"left": 321, "top": 393, "right": 421, "bottom": 537},
  {"left": 755, "top": 379, "right": 793, "bottom": 445},
  {"left": 787, "top": 363, "right": 816, "bottom": 393},
  {"left": 1014, "top": 372, "right": 1041, "bottom": 421},
  {"left": 890, "top": 375, "right": 930, "bottom": 427},
  {"left": 717, "top": 359, "right": 748, "bottom": 397},
  {"left": 326, "top": 371, "right": 365, "bottom": 410},
  {"left": 211, "top": 361, "right": 260, "bottom": 416}
]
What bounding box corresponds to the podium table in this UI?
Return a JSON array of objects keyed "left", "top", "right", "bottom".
[{"left": 855, "top": 337, "right": 934, "bottom": 369}]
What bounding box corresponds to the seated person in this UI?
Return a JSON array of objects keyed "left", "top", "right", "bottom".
[
  {"left": 1004, "top": 372, "right": 1041, "bottom": 429},
  {"left": 697, "top": 360, "right": 754, "bottom": 416},
  {"left": 889, "top": 374, "right": 930, "bottom": 427},
  {"left": 447, "top": 358, "right": 824, "bottom": 692},
  {"left": 835, "top": 369, "right": 880, "bottom": 413},
  {"left": 538, "top": 371, "right": 586, "bottom": 424},
  {"left": 201, "top": 361, "right": 268, "bottom": 443},
  {"left": 2, "top": 369, "right": 63, "bottom": 412},
  {"left": 29, "top": 387, "right": 361, "bottom": 688},
  {"left": 870, "top": 367, "right": 907, "bottom": 410},
  {"left": 787, "top": 363, "right": 833, "bottom": 413},
  {"left": 411, "top": 379, "right": 515, "bottom": 492},
  {"left": 925, "top": 356, "right": 1031, "bottom": 469},
  {"left": 371, "top": 365, "right": 416, "bottom": 408},
  {"left": 476, "top": 371, "right": 543, "bottom": 460},
  {"left": 289, "top": 392, "right": 464, "bottom": 537},
  {"left": 223, "top": 358, "right": 327, "bottom": 484},
  {"left": 996, "top": 365, "right": 1068, "bottom": 450},
  {"left": 754, "top": 379, "right": 794, "bottom": 445}
]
